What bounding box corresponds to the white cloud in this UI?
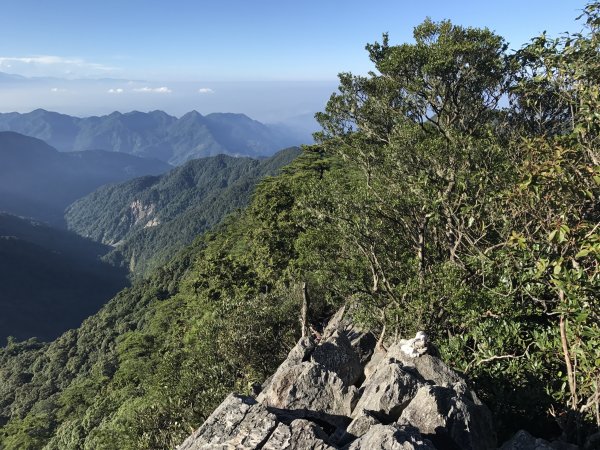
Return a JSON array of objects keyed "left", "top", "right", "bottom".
[
  {"left": 50, "top": 87, "right": 67, "bottom": 92},
  {"left": 133, "top": 86, "right": 172, "bottom": 94},
  {"left": 198, "top": 87, "right": 214, "bottom": 94},
  {"left": 0, "top": 55, "right": 117, "bottom": 78},
  {"left": 107, "top": 88, "right": 124, "bottom": 94}
]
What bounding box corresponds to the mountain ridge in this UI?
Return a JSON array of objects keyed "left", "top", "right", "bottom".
[
  {"left": 0, "top": 109, "right": 307, "bottom": 165},
  {"left": 0, "top": 131, "right": 171, "bottom": 225}
]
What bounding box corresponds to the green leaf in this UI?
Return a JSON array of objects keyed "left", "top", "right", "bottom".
[
  {"left": 575, "top": 248, "right": 591, "bottom": 258},
  {"left": 553, "top": 262, "right": 562, "bottom": 275}
]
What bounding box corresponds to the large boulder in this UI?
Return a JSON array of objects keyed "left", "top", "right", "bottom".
[
  {"left": 352, "top": 360, "right": 422, "bottom": 421},
  {"left": 177, "top": 394, "right": 277, "bottom": 450},
  {"left": 399, "top": 384, "right": 496, "bottom": 450},
  {"left": 311, "top": 330, "right": 363, "bottom": 386},
  {"left": 258, "top": 361, "right": 358, "bottom": 428},
  {"left": 346, "top": 324, "right": 377, "bottom": 366}
]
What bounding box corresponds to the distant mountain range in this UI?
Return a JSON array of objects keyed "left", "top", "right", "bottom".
[
  {"left": 0, "top": 213, "right": 128, "bottom": 342},
  {"left": 0, "top": 131, "right": 171, "bottom": 226},
  {"left": 66, "top": 147, "right": 301, "bottom": 276},
  {"left": 0, "top": 109, "right": 308, "bottom": 165}
]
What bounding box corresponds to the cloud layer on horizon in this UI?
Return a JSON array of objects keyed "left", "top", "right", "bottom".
[
  {"left": 0, "top": 74, "right": 335, "bottom": 126},
  {"left": 133, "top": 86, "right": 172, "bottom": 94},
  {"left": 0, "top": 55, "right": 118, "bottom": 78}
]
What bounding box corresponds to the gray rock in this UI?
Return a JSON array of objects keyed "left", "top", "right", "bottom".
[
  {"left": 352, "top": 361, "right": 422, "bottom": 420},
  {"left": 364, "top": 346, "right": 387, "bottom": 379},
  {"left": 259, "top": 337, "right": 315, "bottom": 395},
  {"left": 177, "top": 329, "right": 502, "bottom": 450},
  {"left": 311, "top": 330, "right": 363, "bottom": 386},
  {"left": 346, "top": 424, "right": 437, "bottom": 450},
  {"left": 388, "top": 344, "right": 464, "bottom": 388},
  {"left": 259, "top": 361, "right": 358, "bottom": 427},
  {"left": 263, "top": 419, "right": 335, "bottom": 450},
  {"left": 347, "top": 410, "right": 381, "bottom": 439},
  {"left": 322, "top": 306, "right": 347, "bottom": 339},
  {"left": 499, "top": 430, "right": 555, "bottom": 450},
  {"left": 329, "top": 409, "right": 381, "bottom": 447},
  {"left": 278, "top": 336, "right": 316, "bottom": 371},
  {"left": 500, "top": 430, "right": 579, "bottom": 450},
  {"left": 399, "top": 384, "right": 496, "bottom": 450},
  {"left": 177, "top": 394, "right": 277, "bottom": 450},
  {"left": 346, "top": 325, "right": 377, "bottom": 366}
]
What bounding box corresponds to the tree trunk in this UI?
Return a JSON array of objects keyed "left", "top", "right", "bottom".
[
  {"left": 300, "top": 282, "right": 309, "bottom": 338},
  {"left": 559, "top": 289, "right": 578, "bottom": 410},
  {"left": 417, "top": 213, "right": 432, "bottom": 282}
]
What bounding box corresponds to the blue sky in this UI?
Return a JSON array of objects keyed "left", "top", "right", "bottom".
[{"left": 0, "top": 0, "right": 590, "bottom": 122}]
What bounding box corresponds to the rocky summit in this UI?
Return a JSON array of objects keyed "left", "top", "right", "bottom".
[{"left": 177, "top": 308, "right": 499, "bottom": 450}]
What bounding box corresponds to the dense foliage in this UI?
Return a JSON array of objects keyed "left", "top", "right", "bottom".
[
  {"left": 305, "top": 12, "right": 600, "bottom": 441},
  {"left": 65, "top": 148, "right": 300, "bottom": 277},
  {"left": 1, "top": 6, "right": 599, "bottom": 449}
]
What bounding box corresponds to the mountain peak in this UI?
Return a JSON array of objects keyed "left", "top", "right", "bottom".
[
  {"left": 30, "top": 108, "right": 50, "bottom": 115},
  {"left": 180, "top": 110, "right": 204, "bottom": 119}
]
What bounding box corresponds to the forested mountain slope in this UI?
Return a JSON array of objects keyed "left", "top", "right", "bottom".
[
  {"left": 0, "top": 109, "right": 305, "bottom": 165},
  {"left": 65, "top": 147, "right": 300, "bottom": 276},
  {"left": 1, "top": 9, "right": 599, "bottom": 450},
  {"left": 0, "top": 213, "right": 128, "bottom": 342},
  {"left": 0, "top": 132, "right": 170, "bottom": 226}
]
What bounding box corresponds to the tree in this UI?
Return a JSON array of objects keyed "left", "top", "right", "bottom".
[{"left": 311, "top": 19, "right": 514, "bottom": 336}]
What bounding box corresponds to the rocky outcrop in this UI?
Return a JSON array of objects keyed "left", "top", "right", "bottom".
[
  {"left": 177, "top": 309, "right": 503, "bottom": 450},
  {"left": 129, "top": 199, "right": 156, "bottom": 227}
]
